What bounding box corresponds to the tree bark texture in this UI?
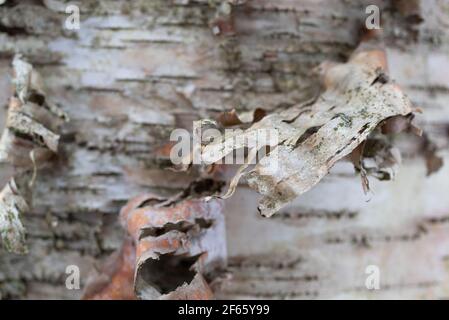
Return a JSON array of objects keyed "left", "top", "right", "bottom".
[{"left": 1, "top": 0, "right": 449, "bottom": 299}]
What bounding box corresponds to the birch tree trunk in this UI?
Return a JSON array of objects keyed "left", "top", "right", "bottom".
[{"left": 1, "top": 0, "right": 449, "bottom": 299}]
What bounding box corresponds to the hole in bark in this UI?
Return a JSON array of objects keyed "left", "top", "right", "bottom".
[
  {"left": 28, "top": 92, "right": 46, "bottom": 105},
  {"left": 139, "top": 254, "right": 201, "bottom": 294},
  {"left": 140, "top": 218, "right": 213, "bottom": 238}
]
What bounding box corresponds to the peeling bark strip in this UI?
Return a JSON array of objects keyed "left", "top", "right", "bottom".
[
  {"left": 83, "top": 186, "right": 226, "bottom": 300},
  {"left": 0, "top": 54, "right": 68, "bottom": 253},
  {"left": 0, "top": 54, "right": 68, "bottom": 165},
  {"left": 185, "top": 33, "right": 418, "bottom": 217}
]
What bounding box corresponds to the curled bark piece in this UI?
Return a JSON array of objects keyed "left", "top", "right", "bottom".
[
  {"left": 123, "top": 194, "right": 226, "bottom": 300},
  {"left": 6, "top": 101, "right": 60, "bottom": 152},
  {"left": 84, "top": 182, "right": 226, "bottom": 300},
  {"left": 0, "top": 55, "right": 68, "bottom": 166},
  {"left": 0, "top": 54, "right": 68, "bottom": 253},
  {"left": 182, "top": 32, "right": 418, "bottom": 217},
  {"left": 12, "top": 54, "right": 66, "bottom": 120}
]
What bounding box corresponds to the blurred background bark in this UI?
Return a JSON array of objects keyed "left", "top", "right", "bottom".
[{"left": 1, "top": 0, "right": 449, "bottom": 299}]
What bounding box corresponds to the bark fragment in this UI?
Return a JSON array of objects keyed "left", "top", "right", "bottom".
[
  {"left": 0, "top": 54, "right": 68, "bottom": 253},
  {"left": 183, "top": 33, "right": 420, "bottom": 217},
  {"left": 83, "top": 181, "right": 226, "bottom": 300}
]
